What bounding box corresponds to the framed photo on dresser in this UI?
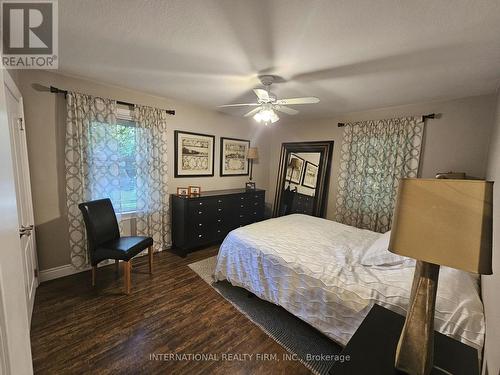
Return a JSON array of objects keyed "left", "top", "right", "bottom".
[
  {"left": 176, "top": 187, "right": 189, "bottom": 196},
  {"left": 220, "top": 137, "right": 250, "bottom": 176},
  {"left": 174, "top": 130, "right": 215, "bottom": 177}
]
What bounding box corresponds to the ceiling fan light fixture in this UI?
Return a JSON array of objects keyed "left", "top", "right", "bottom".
[
  {"left": 218, "top": 77, "right": 319, "bottom": 126},
  {"left": 253, "top": 108, "right": 279, "bottom": 124}
]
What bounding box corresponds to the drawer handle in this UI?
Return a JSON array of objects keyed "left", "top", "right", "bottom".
[
  {"left": 240, "top": 215, "right": 244, "bottom": 218},
  {"left": 253, "top": 212, "right": 257, "bottom": 215},
  {"left": 218, "top": 208, "right": 222, "bottom": 212},
  {"left": 240, "top": 205, "right": 244, "bottom": 208},
  {"left": 254, "top": 202, "right": 258, "bottom": 206},
  {"left": 199, "top": 202, "right": 203, "bottom": 206},
  {"left": 198, "top": 223, "right": 203, "bottom": 227},
  {"left": 218, "top": 199, "right": 222, "bottom": 203},
  {"left": 218, "top": 219, "right": 221, "bottom": 222},
  {"left": 198, "top": 211, "right": 203, "bottom": 214},
  {"left": 198, "top": 234, "right": 203, "bottom": 238},
  {"left": 240, "top": 197, "right": 244, "bottom": 200},
  {"left": 217, "top": 230, "right": 221, "bottom": 233}
]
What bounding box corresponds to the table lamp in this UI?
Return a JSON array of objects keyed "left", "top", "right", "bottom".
[
  {"left": 286, "top": 157, "right": 301, "bottom": 189},
  {"left": 247, "top": 147, "right": 259, "bottom": 181},
  {"left": 288, "top": 157, "right": 300, "bottom": 178},
  {"left": 389, "top": 178, "right": 493, "bottom": 375}
]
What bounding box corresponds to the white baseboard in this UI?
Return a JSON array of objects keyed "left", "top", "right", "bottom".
[
  {"left": 39, "top": 264, "right": 79, "bottom": 282},
  {"left": 38, "top": 247, "right": 169, "bottom": 283},
  {"left": 38, "top": 261, "right": 112, "bottom": 283}
]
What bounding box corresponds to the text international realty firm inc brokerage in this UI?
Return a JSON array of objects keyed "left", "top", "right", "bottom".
[{"left": 149, "top": 352, "right": 351, "bottom": 363}]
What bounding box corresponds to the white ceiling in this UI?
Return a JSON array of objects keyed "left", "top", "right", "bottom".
[{"left": 58, "top": 0, "right": 500, "bottom": 119}]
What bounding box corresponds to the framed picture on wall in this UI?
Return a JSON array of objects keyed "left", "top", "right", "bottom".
[
  {"left": 220, "top": 137, "right": 250, "bottom": 176},
  {"left": 174, "top": 130, "right": 215, "bottom": 177},
  {"left": 285, "top": 153, "right": 305, "bottom": 184},
  {"left": 302, "top": 161, "right": 319, "bottom": 189}
]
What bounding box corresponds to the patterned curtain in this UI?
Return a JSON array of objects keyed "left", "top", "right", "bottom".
[
  {"left": 335, "top": 116, "right": 424, "bottom": 233},
  {"left": 65, "top": 92, "right": 117, "bottom": 268},
  {"left": 134, "top": 105, "right": 171, "bottom": 252}
]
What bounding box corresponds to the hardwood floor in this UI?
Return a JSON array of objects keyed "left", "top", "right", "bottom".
[{"left": 30, "top": 247, "right": 310, "bottom": 374}]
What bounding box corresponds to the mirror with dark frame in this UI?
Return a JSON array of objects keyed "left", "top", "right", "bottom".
[{"left": 273, "top": 141, "right": 334, "bottom": 218}]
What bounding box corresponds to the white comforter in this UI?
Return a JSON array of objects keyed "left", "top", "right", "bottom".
[{"left": 213, "top": 214, "right": 485, "bottom": 350}]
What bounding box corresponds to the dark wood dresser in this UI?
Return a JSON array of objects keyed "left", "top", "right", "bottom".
[
  {"left": 282, "top": 190, "right": 315, "bottom": 215},
  {"left": 172, "top": 188, "right": 265, "bottom": 254},
  {"left": 290, "top": 192, "right": 314, "bottom": 215}
]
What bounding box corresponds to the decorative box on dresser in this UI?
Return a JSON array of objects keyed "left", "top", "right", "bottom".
[{"left": 172, "top": 188, "right": 265, "bottom": 255}]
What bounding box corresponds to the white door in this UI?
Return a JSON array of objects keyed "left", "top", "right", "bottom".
[
  {"left": 0, "top": 71, "right": 34, "bottom": 373},
  {"left": 3, "top": 72, "right": 38, "bottom": 320}
]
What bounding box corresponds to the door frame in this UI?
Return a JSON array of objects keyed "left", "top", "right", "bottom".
[
  {"left": 3, "top": 71, "right": 39, "bottom": 319},
  {"left": 0, "top": 70, "right": 34, "bottom": 374}
]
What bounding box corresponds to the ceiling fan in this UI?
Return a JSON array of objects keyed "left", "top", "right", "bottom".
[{"left": 218, "top": 75, "right": 320, "bottom": 125}]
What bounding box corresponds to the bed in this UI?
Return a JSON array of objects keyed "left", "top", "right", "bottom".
[{"left": 213, "top": 214, "right": 485, "bottom": 350}]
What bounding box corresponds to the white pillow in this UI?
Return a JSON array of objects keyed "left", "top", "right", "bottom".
[{"left": 361, "top": 230, "right": 407, "bottom": 266}]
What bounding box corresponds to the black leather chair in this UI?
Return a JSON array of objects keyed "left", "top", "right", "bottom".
[{"left": 78, "top": 198, "right": 153, "bottom": 294}]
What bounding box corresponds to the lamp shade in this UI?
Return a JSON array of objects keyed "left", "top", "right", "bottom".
[
  {"left": 247, "top": 147, "right": 259, "bottom": 160},
  {"left": 389, "top": 178, "right": 493, "bottom": 274},
  {"left": 288, "top": 157, "right": 301, "bottom": 169}
]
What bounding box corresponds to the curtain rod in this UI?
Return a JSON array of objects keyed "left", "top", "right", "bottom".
[
  {"left": 337, "top": 113, "right": 435, "bottom": 128},
  {"left": 49, "top": 86, "right": 176, "bottom": 115}
]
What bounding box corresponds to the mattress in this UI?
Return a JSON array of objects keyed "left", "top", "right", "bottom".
[{"left": 213, "top": 214, "right": 485, "bottom": 350}]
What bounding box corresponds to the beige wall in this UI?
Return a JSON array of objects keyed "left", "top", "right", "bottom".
[
  {"left": 13, "top": 70, "right": 270, "bottom": 271},
  {"left": 482, "top": 90, "right": 500, "bottom": 375},
  {"left": 268, "top": 94, "right": 497, "bottom": 219}
]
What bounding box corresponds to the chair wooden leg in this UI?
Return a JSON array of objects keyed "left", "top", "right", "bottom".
[
  {"left": 148, "top": 246, "right": 153, "bottom": 274},
  {"left": 124, "top": 261, "right": 131, "bottom": 295},
  {"left": 91, "top": 265, "right": 96, "bottom": 287},
  {"left": 115, "top": 260, "right": 119, "bottom": 275}
]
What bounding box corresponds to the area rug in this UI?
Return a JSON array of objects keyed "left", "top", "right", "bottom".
[{"left": 188, "top": 256, "right": 343, "bottom": 375}]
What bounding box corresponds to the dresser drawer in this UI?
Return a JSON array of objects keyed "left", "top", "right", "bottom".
[
  {"left": 188, "top": 208, "right": 214, "bottom": 222},
  {"left": 246, "top": 199, "right": 264, "bottom": 211},
  {"left": 248, "top": 207, "right": 265, "bottom": 220},
  {"left": 188, "top": 199, "right": 216, "bottom": 221},
  {"left": 236, "top": 194, "right": 249, "bottom": 203},
  {"left": 236, "top": 201, "right": 251, "bottom": 211},
  {"left": 249, "top": 191, "right": 265, "bottom": 201},
  {"left": 214, "top": 196, "right": 231, "bottom": 207},
  {"left": 188, "top": 198, "right": 215, "bottom": 209},
  {"left": 214, "top": 226, "right": 230, "bottom": 239},
  {"left": 190, "top": 220, "right": 212, "bottom": 232},
  {"left": 187, "top": 227, "right": 213, "bottom": 245},
  {"left": 214, "top": 216, "right": 232, "bottom": 228},
  {"left": 236, "top": 211, "right": 256, "bottom": 226},
  {"left": 214, "top": 205, "right": 227, "bottom": 216}
]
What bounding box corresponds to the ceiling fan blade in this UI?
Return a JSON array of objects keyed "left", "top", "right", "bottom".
[
  {"left": 253, "top": 89, "right": 270, "bottom": 101},
  {"left": 274, "top": 105, "right": 298, "bottom": 115},
  {"left": 244, "top": 107, "right": 262, "bottom": 117},
  {"left": 218, "top": 103, "right": 259, "bottom": 108},
  {"left": 275, "top": 97, "right": 320, "bottom": 105}
]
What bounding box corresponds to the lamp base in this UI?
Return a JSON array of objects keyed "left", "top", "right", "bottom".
[{"left": 395, "top": 260, "right": 440, "bottom": 375}]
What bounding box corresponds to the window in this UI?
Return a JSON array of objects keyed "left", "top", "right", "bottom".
[{"left": 88, "top": 109, "right": 138, "bottom": 213}]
